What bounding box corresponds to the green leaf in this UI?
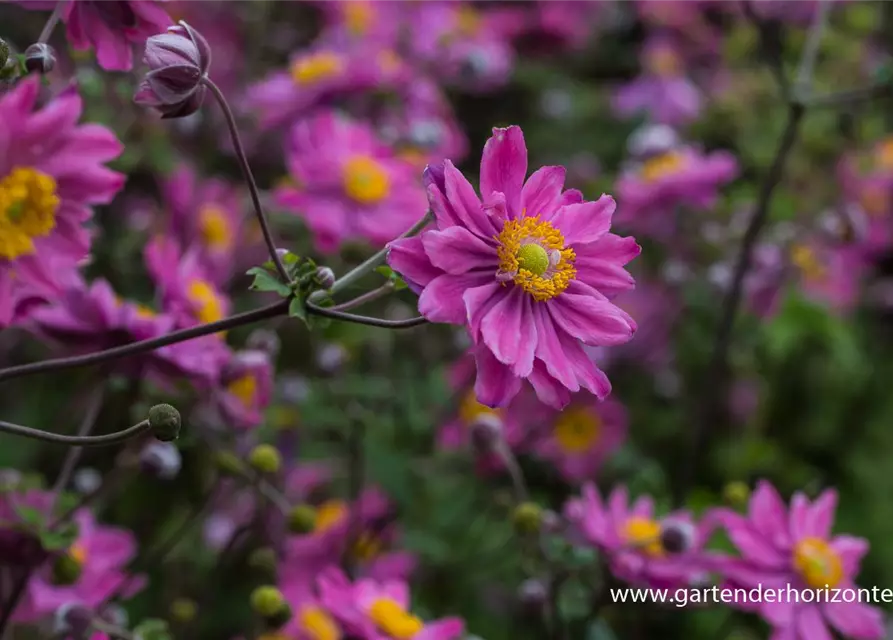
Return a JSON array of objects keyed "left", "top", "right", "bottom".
[
  {"left": 39, "top": 527, "right": 78, "bottom": 551},
  {"left": 12, "top": 504, "right": 44, "bottom": 528},
  {"left": 375, "top": 265, "right": 408, "bottom": 290},
  {"left": 246, "top": 267, "right": 291, "bottom": 297},
  {"left": 288, "top": 296, "right": 307, "bottom": 323}
]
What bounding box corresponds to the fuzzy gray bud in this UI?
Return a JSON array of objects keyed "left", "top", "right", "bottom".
[
  {"left": 148, "top": 404, "right": 181, "bottom": 442},
  {"left": 315, "top": 266, "right": 336, "bottom": 290},
  {"left": 24, "top": 43, "right": 55, "bottom": 74}
]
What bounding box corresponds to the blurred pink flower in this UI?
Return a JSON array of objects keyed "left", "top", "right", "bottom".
[
  {"left": 837, "top": 138, "right": 893, "bottom": 253},
  {"left": 209, "top": 349, "right": 274, "bottom": 430},
  {"left": 566, "top": 484, "right": 717, "bottom": 589},
  {"left": 713, "top": 481, "right": 884, "bottom": 640},
  {"left": 275, "top": 111, "right": 428, "bottom": 254},
  {"left": 318, "top": 567, "right": 465, "bottom": 640},
  {"left": 532, "top": 396, "right": 627, "bottom": 484},
  {"left": 0, "top": 79, "right": 124, "bottom": 327},
  {"left": 388, "top": 126, "right": 639, "bottom": 409},
  {"left": 490, "top": 1, "right": 605, "bottom": 52},
  {"left": 608, "top": 280, "right": 678, "bottom": 372},
  {"left": 14, "top": 509, "right": 144, "bottom": 622},
  {"left": 788, "top": 239, "right": 866, "bottom": 314}
]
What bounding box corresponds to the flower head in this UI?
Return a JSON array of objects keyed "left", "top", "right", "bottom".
[
  {"left": 211, "top": 349, "right": 274, "bottom": 430},
  {"left": 388, "top": 126, "right": 639, "bottom": 409},
  {"left": 135, "top": 20, "right": 211, "bottom": 118}
]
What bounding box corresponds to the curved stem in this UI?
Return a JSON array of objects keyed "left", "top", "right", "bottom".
[
  {"left": 330, "top": 283, "right": 395, "bottom": 312},
  {"left": 0, "top": 300, "right": 289, "bottom": 384},
  {"left": 306, "top": 300, "right": 428, "bottom": 329},
  {"left": 0, "top": 418, "right": 150, "bottom": 447},
  {"left": 201, "top": 77, "right": 289, "bottom": 284},
  {"left": 37, "top": 0, "right": 67, "bottom": 44}
]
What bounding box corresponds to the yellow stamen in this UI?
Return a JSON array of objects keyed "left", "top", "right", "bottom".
[
  {"left": 342, "top": 156, "right": 390, "bottom": 204},
  {"left": 640, "top": 152, "right": 686, "bottom": 182},
  {"left": 198, "top": 204, "right": 233, "bottom": 252},
  {"left": 496, "top": 216, "right": 576, "bottom": 302},
  {"left": 299, "top": 605, "right": 342, "bottom": 640},
  {"left": 623, "top": 517, "right": 664, "bottom": 557},
  {"left": 314, "top": 500, "right": 348, "bottom": 533},
  {"left": 0, "top": 167, "right": 60, "bottom": 260},
  {"left": 291, "top": 52, "right": 345, "bottom": 85},
  {"left": 69, "top": 542, "right": 88, "bottom": 565},
  {"left": 368, "top": 598, "right": 424, "bottom": 639},
  {"left": 186, "top": 278, "right": 225, "bottom": 325},
  {"left": 458, "top": 389, "right": 501, "bottom": 426},
  {"left": 554, "top": 407, "right": 601, "bottom": 453},
  {"left": 794, "top": 537, "right": 843, "bottom": 589},
  {"left": 135, "top": 304, "right": 156, "bottom": 319},
  {"left": 227, "top": 374, "right": 257, "bottom": 407},
  {"left": 790, "top": 244, "right": 826, "bottom": 282},
  {"left": 343, "top": 0, "right": 374, "bottom": 36}
]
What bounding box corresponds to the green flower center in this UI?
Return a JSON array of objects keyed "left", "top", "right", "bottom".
[{"left": 516, "top": 243, "right": 550, "bottom": 276}]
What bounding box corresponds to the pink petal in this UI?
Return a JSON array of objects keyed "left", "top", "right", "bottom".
[
  {"left": 750, "top": 481, "right": 792, "bottom": 548},
  {"left": 520, "top": 166, "right": 566, "bottom": 218},
  {"left": 547, "top": 285, "right": 635, "bottom": 347},
  {"left": 419, "top": 273, "right": 490, "bottom": 324},
  {"left": 796, "top": 606, "right": 834, "bottom": 640},
  {"left": 789, "top": 492, "right": 811, "bottom": 541},
  {"left": 555, "top": 330, "right": 612, "bottom": 398},
  {"left": 547, "top": 195, "right": 615, "bottom": 246},
  {"left": 528, "top": 360, "right": 572, "bottom": 409},
  {"left": 473, "top": 344, "right": 523, "bottom": 408},
  {"left": 479, "top": 288, "right": 536, "bottom": 377},
  {"left": 417, "top": 618, "right": 465, "bottom": 640},
  {"left": 727, "top": 526, "right": 788, "bottom": 569},
  {"left": 480, "top": 126, "right": 527, "bottom": 218},
  {"left": 804, "top": 489, "right": 837, "bottom": 539},
  {"left": 560, "top": 189, "right": 584, "bottom": 206},
  {"left": 387, "top": 236, "right": 441, "bottom": 294},
  {"left": 464, "top": 282, "right": 504, "bottom": 342},
  {"left": 421, "top": 227, "right": 496, "bottom": 275},
  {"left": 443, "top": 161, "right": 496, "bottom": 237},
  {"left": 532, "top": 303, "right": 578, "bottom": 392},
  {"left": 824, "top": 600, "right": 886, "bottom": 639},
  {"left": 831, "top": 535, "right": 869, "bottom": 577}
]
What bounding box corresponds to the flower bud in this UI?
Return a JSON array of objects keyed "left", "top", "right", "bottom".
[
  {"left": 250, "top": 586, "right": 286, "bottom": 617},
  {"left": 248, "top": 444, "right": 282, "bottom": 474},
  {"left": 723, "top": 481, "right": 750, "bottom": 507},
  {"left": 469, "top": 413, "right": 503, "bottom": 455},
  {"left": 139, "top": 441, "right": 182, "bottom": 480},
  {"left": 148, "top": 404, "right": 181, "bottom": 442},
  {"left": 214, "top": 450, "right": 245, "bottom": 476},
  {"left": 659, "top": 519, "right": 696, "bottom": 555},
  {"left": 287, "top": 504, "right": 317, "bottom": 534},
  {"left": 0, "top": 38, "right": 9, "bottom": 69},
  {"left": 315, "top": 266, "right": 336, "bottom": 290},
  {"left": 512, "top": 502, "right": 543, "bottom": 535},
  {"left": 248, "top": 547, "right": 278, "bottom": 576},
  {"left": 54, "top": 602, "right": 93, "bottom": 638},
  {"left": 264, "top": 602, "right": 293, "bottom": 630},
  {"left": 24, "top": 43, "right": 56, "bottom": 75},
  {"left": 134, "top": 21, "right": 211, "bottom": 119},
  {"left": 517, "top": 578, "right": 548, "bottom": 612},
  {"left": 52, "top": 552, "right": 83, "bottom": 586},
  {"left": 169, "top": 597, "right": 197, "bottom": 623}
]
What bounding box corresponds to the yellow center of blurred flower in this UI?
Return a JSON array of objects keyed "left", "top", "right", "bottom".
[
  {"left": 458, "top": 389, "right": 501, "bottom": 426},
  {"left": 187, "top": 278, "right": 226, "bottom": 326},
  {"left": 299, "top": 605, "right": 342, "bottom": 640},
  {"left": 135, "top": 303, "right": 156, "bottom": 319},
  {"left": 640, "top": 152, "right": 686, "bottom": 182},
  {"left": 342, "top": 156, "right": 391, "bottom": 204},
  {"left": 794, "top": 537, "right": 843, "bottom": 588},
  {"left": 344, "top": 0, "right": 374, "bottom": 35},
  {"left": 291, "top": 52, "right": 345, "bottom": 85},
  {"left": 623, "top": 517, "right": 664, "bottom": 557},
  {"left": 790, "top": 244, "right": 826, "bottom": 282},
  {"left": 0, "top": 167, "right": 60, "bottom": 261},
  {"left": 228, "top": 374, "right": 257, "bottom": 407},
  {"left": 875, "top": 138, "right": 893, "bottom": 171},
  {"left": 314, "top": 500, "right": 348, "bottom": 533},
  {"left": 69, "top": 542, "right": 88, "bottom": 565},
  {"left": 496, "top": 216, "right": 576, "bottom": 302},
  {"left": 861, "top": 184, "right": 888, "bottom": 217},
  {"left": 368, "top": 598, "right": 424, "bottom": 639},
  {"left": 199, "top": 204, "right": 233, "bottom": 252},
  {"left": 647, "top": 47, "right": 681, "bottom": 77},
  {"left": 397, "top": 148, "right": 428, "bottom": 169},
  {"left": 554, "top": 407, "right": 601, "bottom": 453},
  {"left": 456, "top": 6, "right": 482, "bottom": 36},
  {"left": 353, "top": 530, "right": 384, "bottom": 561}
]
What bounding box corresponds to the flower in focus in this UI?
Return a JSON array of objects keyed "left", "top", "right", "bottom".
[
  {"left": 0, "top": 79, "right": 124, "bottom": 327},
  {"left": 275, "top": 111, "right": 428, "bottom": 254},
  {"left": 566, "top": 484, "right": 715, "bottom": 589},
  {"left": 318, "top": 567, "right": 465, "bottom": 640},
  {"left": 135, "top": 20, "right": 211, "bottom": 119},
  {"left": 714, "top": 481, "right": 884, "bottom": 640},
  {"left": 209, "top": 349, "right": 274, "bottom": 430},
  {"left": 388, "top": 125, "right": 639, "bottom": 409},
  {"left": 615, "top": 143, "right": 738, "bottom": 241},
  {"left": 532, "top": 397, "right": 627, "bottom": 484},
  {"left": 13, "top": 510, "right": 144, "bottom": 622}
]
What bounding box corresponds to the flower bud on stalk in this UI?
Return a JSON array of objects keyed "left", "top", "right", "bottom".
[
  {"left": 248, "top": 444, "right": 282, "bottom": 474},
  {"left": 24, "top": 43, "right": 56, "bottom": 74},
  {"left": 148, "top": 404, "right": 181, "bottom": 442}
]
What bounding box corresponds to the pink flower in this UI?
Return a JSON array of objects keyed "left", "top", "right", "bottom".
[
  {"left": 319, "top": 567, "right": 464, "bottom": 640},
  {"left": 837, "top": 137, "right": 893, "bottom": 252},
  {"left": 608, "top": 280, "right": 678, "bottom": 372},
  {"left": 387, "top": 125, "right": 639, "bottom": 410},
  {"left": 788, "top": 239, "right": 866, "bottom": 314},
  {"left": 275, "top": 111, "right": 428, "bottom": 254},
  {"left": 532, "top": 396, "right": 627, "bottom": 484},
  {"left": 615, "top": 144, "right": 738, "bottom": 240},
  {"left": 567, "top": 484, "right": 716, "bottom": 589},
  {"left": 0, "top": 79, "right": 124, "bottom": 327},
  {"left": 14, "top": 509, "right": 144, "bottom": 622},
  {"left": 714, "top": 481, "right": 884, "bottom": 640},
  {"left": 209, "top": 349, "right": 273, "bottom": 430},
  {"left": 59, "top": 0, "right": 172, "bottom": 71}
]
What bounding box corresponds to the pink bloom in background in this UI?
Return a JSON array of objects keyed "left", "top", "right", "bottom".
[
  {"left": 209, "top": 349, "right": 273, "bottom": 430},
  {"left": 319, "top": 567, "right": 465, "bottom": 640},
  {"left": 159, "top": 164, "right": 248, "bottom": 284},
  {"left": 714, "top": 481, "right": 884, "bottom": 640},
  {"left": 837, "top": 138, "right": 893, "bottom": 252},
  {"left": 532, "top": 396, "right": 627, "bottom": 484},
  {"left": 275, "top": 111, "right": 428, "bottom": 254},
  {"left": 490, "top": 0, "right": 604, "bottom": 53},
  {"left": 314, "top": 0, "right": 402, "bottom": 49},
  {"left": 567, "top": 484, "right": 716, "bottom": 589},
  {"left": 613, "top": 37, "right": 703, "bottom": 126},
  {"left": 29, "top": 276, "right": 225, "bottom": 382},
  {"left": 788, "top": 239, "right": 866, "bottom": 314},
  {"left": 388, "top": 125, "right": 639, "bottom": 410},
  {"left": 14, "top": 509, "right": 144, "bottom": 622},
  {"left": 615, "top": 143, "right": 738, "bottom": 240},
  {"left": 278, "top": 570, "right": 345, "bottom": 640},
  {"left": 741, "top": 242, "right": 787, "bottom": 319},
  {"left": 0, "top": 79, "right": 124, "bottom": 327},
  {"left": 608, "top": 280, "right": 678, "bottom": 372},
  {"left": 57, "top": 0, "right": 171, "bottom": 71}
]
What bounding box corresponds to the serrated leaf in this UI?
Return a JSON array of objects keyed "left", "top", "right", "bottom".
[{"left": 246, "top": 267, "right": 292, "bottom": 297}]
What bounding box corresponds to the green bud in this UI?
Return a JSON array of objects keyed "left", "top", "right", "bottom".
[
  {"left": 723, "top": 481, "right": 751, "bottom": 508},
  {"left": 52, "top": 551, "right": 83, "bottom": 586},
  {"left": 169, "top": 597, "right": 197, "bottom": 623},
  {"left": 250, "top": 585, "right": 285, "bottom": 618},
  {"left": 148, "top": 404, "right": 181, "bottom": 442},
  {"left": 264, "top": 602, "right": 293, "bottom": 630},
  {"left": 214, "top": 450, "right": 245, "bottom": 476},
  {"left": 287, "top": 504, "right": 317, "bottom": 534},
  {"left": 512, "top": 502, "right": 543, "bottom": 535},
  {"left": 0, "top": 38, "right": 9, "bottom": 69},
  {"left": 248, "top": 444, "right": 282, "bottom": 474},
  {"left": 248, "top": 547, "right": 278, "bottom": 576}
]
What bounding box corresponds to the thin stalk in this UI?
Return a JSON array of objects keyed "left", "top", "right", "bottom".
[
  {"left": 37, "top": 0, "right": 67, "bottom": 44},
  {"left": 0, "top": 418, "right": 150, "bottom": 447},
  {"left": 306, "top": 301, "right": 428, "bottom": 329}
]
